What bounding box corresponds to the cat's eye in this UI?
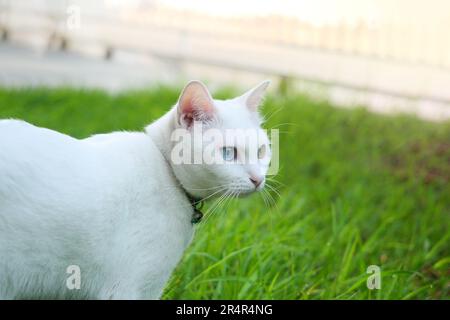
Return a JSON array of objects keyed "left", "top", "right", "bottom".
[
  {"left": 222, "top": 147, "right": 237, "bottom": 161},
  {"left": 258, "top": 144, "right": 266, "bottom": 159}
]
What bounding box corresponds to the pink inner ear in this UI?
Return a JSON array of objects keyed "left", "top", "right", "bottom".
[{"left": 178, "top": 82, "right": 214, "bottom": 127}]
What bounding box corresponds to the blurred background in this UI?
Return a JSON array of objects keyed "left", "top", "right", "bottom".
[
  {"left": 1, "top": 0, "right": 450, "bottom": 120},
  {"left": 0, "top": 0, "right": 449, "bottom": 299}
]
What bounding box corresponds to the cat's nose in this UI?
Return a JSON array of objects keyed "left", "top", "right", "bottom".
[{"left": 249, "top": 176, "right": 263, "bottom": 188}]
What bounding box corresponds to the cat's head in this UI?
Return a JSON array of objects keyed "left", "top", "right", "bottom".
[{"left": 169, "top": 80, "right": 272, "bottom": 199}]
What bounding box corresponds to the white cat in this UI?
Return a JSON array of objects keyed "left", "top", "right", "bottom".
[{"left": 0, "top": 80, "right": 271, "bottom": 299}]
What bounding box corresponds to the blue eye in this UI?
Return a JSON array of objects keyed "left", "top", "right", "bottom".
[{"left": 222, "top": 147, "right": 236, "bottom": 161}]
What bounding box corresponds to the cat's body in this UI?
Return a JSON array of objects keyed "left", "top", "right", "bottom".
[
  {"left": 0, "top": 119, "right": 193, "bottom": 299},
  {"left": 0, "top": 81, "right": 271, "bottom": 299}
]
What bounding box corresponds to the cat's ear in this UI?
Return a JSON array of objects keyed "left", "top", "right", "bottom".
[
  {"left": 240, "top": 80, "right": 270, "bottom": 112},
  {"left": 177, "top": 80, "right": 215, "bottom": 128}
]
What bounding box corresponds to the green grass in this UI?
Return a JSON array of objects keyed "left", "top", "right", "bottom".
[{"left": 0, "top": 86, "right": 449, "bottom": 299}]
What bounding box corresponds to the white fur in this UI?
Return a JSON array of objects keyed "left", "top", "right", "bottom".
[{"left": 0, "top": 81, "right": 270, "bottom": 299}]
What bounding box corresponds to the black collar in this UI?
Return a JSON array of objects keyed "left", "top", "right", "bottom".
[{"left": 185, "top": 192, "right": 204, "bottom": 224}]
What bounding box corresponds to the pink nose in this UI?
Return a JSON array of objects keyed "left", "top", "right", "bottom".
[{"left": 249, "top": 176, "right": 263, "bottom": 188}]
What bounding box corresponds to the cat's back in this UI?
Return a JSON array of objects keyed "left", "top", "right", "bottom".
[
  {"left": 0, "top": 119, "right": 191, "bottom": 245},
  {"left": 0, "top": 119, "right": 181, "bottom": 212},
  {"left": 0, "top": 119, "right": 80, "bottom": 163},
  {"left": 0, "top": 119, "right": 78, "bottom": 142},
  {"left": 0, "top": 119, "right": 96, "bottom": 237},
  {"left": 0, "top": 119, "right": 87, "bottom": 194}
]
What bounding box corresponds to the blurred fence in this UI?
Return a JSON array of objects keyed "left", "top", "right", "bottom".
[
  {"left": 2, "top": 1, "right": 450, "bottom": 67},
  {"left": 1, "top": 0, "right": 450, "bottom": 120}
]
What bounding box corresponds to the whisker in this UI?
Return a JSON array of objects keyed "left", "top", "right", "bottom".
[
  {"left": 268, "top": 122, "right": 299, "bottom": 129},
  {"left": 199, "top": 192, "right": 228, "bottom": 226},
  {"left": 208, "top": 189, "right": 235, "bottom": 223},
  {"left": 160, "top": 183, "right": 230, "bottom": 191},
  {"left": 262, "top": 105, "right": 284, "bottom": 124},
  {"left": 266, "top": 177, "right": 285, "bottom": 187},
  {"left": 265, "top": 183, "right": 282, "bottom": 199},
  {"left": 160, "top": 186, "right": 227, "bottom": 211},
  {"left": 260, "top": 189, "right": 269, "bottom": 208}
]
